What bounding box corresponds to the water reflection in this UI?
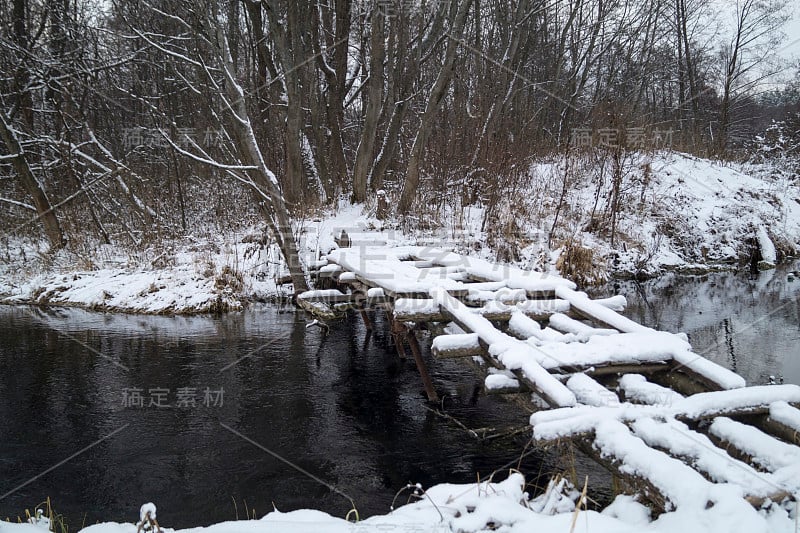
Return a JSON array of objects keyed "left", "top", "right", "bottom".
[
  {"left": 615, "top": 261, "right": 800, "bottom": 385},
  {"left": 0, "top": 305, "right": 541, "bottom": 529}
]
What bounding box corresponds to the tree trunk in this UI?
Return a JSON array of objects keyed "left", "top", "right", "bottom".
[
  {"left": 397, "top": 0, "right": 473, "bottom": 215},
  {"left": 351, "top": 8, "right": 385, "bottom": 203},
  {"left": 469, "top": 0, "right": 529, "bottom": 167},
  {"left": 218, "top": 27, "right": 309, "bottom": 292},
  {"left": 312, "top": 0, "right": 350, "bottom": 198},
  {"left": 0, "top": 111, "right": 65, "bottom": 249}
]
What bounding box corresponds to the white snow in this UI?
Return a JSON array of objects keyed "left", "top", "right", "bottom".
[
  {"left": 366, "top": 287, "right": 384, "bottom": 298},
  {"left": 485, "top": 368, "right": 520, "bottom": 390},
  {"left": 2, "top": 267, "right": 243, "bottom": 314},
  {"left": 769, "top": 401, "right": 800, "bottom": 432},
  {"left": 592, "top": 418, "right": 716, "bottom": 510},
  {"left": 327, "top": 247, "right": 467, "bottom": 296},
  {"left": 536, "top": 152, "right": 800, "bottom": 277},
  {"left": 566, "top": 373, "right": 620, "bottom": 407},
  {"left": 618, "top": 374, "right": 684, "bottom": 406},
  {"left": 594, "top": 294, "right": 627, "bottom": 311},
  {"left": 601, "top": 494, "right": 651, "bottom": 526},
  {"left": 674, "top": 384, "right": 800, "bottom": 419},
  {"left": 755, "top": 226, "right": 777, "bottom": 268},
  {"left": 630, "top": 417, "right": 784, "bottom": 497},
  {"left": 532, "top": 385, "right": 800, "bottom": 442},
  {"left": 393, "top": 297, "right": 439, "bottom": 317},
  {"left": 3, "top": 468, "right": 794, "bottom": 533},
  {"left": 431, "top": 332, "right": 480, "bottom": 352},
  {"left": 297, "top": 289, "right": 347, "bottom": 300},
  {"left": 139, "top": 503, "right": 157, "bottom": 522},
  {"left": 547, "top": 312, "right": 617, "bottom": 338},
  {"left": 709, "top": 417, "right": 800, "bottom": 471},
  {"left": 555, "top": 286, "right": 650, "bottom": 333}
]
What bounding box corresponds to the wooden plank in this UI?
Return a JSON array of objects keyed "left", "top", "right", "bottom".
[
  {"left": 674, "top": 385, "right": 800, "bottom": 421},
  {"left": 630, "top": 417, "right": 797, "bottom": 504},
  {"left": 401, "top": 324, "right": 439, "bottom": 402},
  {"left": 708, "top": 417, "right": 800, "bottom": 472},
  {"left": 565, "top": 373, "right": 620, "bottom": 407},
  {"left": 393, "top": 297, "right": 569, "bottom": 322},
  {"left": 584, "top": 420, "right": 713, "bottom": 513},
  {"left": 297, "top": 289, "right": 356, "bottom": 304},
  {"left": 297, "top": 298, "right": 338, "bottom": 320},
  {"left": 547, "top": 313, "right": 617, "bottom": 337},
  {"left": 618, "top": 374, "right": 684, "bottom": 406},
  {"left": 586, "top": 363, "right": 670, "bottom": 377},
  {"left": 431, "top": 333, "right": 485, "bottom": 358},
  {"left": 555, "top": 286, "right": 746, "bottom": 391},
  {"left": 763, "top": 401, "right": 800, "bottom": 445},
  {"left": 430, "top": 288, "right": 577, "bottom": 408},
  {"left": 317, "top": 264, "right": 344, "bottom": 279}
]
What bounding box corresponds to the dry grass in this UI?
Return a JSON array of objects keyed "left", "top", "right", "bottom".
[{"left": 556, "top": 239, "right": 607, "bottom": 286}]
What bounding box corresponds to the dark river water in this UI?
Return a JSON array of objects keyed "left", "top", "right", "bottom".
[
  {"left": 0, "top": 305, "right": 543, "bottom": 529},
  {"left": 0, "top": 261, "right": 798, "bottom": 529}
]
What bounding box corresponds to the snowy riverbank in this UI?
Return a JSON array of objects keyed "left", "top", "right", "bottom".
[
  {"left": 2, "top": 472, "right": 796, "bottom": 533},
  {"left": 1, "top": 152, "right": 798, "bottom": 314}
]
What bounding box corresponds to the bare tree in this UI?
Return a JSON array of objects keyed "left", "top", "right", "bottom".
[
  {"left": 398, "top": 0, "right": 474, "bottom": 214},
  {"left": 351, "top": 6, "right": 385, "bottom": 202},
  {"left": 717, "top": 0, "right": 788, "bottom": 153}
]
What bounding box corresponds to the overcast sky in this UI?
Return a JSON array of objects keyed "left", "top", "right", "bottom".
[{"left": 779, "top": 8, "right": 800, "bottom": 65}]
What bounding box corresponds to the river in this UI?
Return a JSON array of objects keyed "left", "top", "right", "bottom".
[{"left": 0, "top": 262, "right": 797, "bottom": 528}]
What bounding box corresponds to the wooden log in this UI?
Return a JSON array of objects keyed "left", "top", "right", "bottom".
[
  {"left": 394, "top": 298, "right": 442, "bottom": 321},
  {"left": 360, "top": 309, "right": 373, "bottom": 330},
  {"left": 673, "top": 385, "right": 800, "bottom": 421},
  {"left": 317, "top": 264, "right": 344, "bottom": 279},
  {"left": 586, "top": 363, "right": 670, "bottom": 377},
  {"left": 462, "top": 288, "right": 527, "bottom": 305},
  {"left": 550, "top": 362, "right": 671, "bottom": 376},
  {"left": 618, "top": 373, "right": 684, "bottom": 406},
  {"left": 572, "top": 438, "right": 671, "bottom": 513},
  {"left": 431, "top": 333, "right": 485, "bottom": 358},
  {"left": 763, "top": 401, "right": 800, "bottom": 445},
  {"left": 565, "top": 373, "right": 620, "bottom": 407},
  {"left": 651, "top": 368, "right": 714, "bottom": 396},
  {"left": 430, "top": 288, "right": 577, "bottom": 408},
  {"left": 630, "top": 417, "right": 797, "bottom": 502},
  {"left": 393, "top": 297, "right": 569, "bottom": 322},
  {"left": 404, "top": 326, "right": 439, "bottom": 402},
  {"left": 555, "top": 286, "right": 649, "bottom": 333},
  {"left": 581, "top": 426, "right": 793, "bottom": 509},
  {"left": 297, "top": 298, "right": 338, "bottom": 320},
  {"left": 389, "top": 317, "right": 408, "bottom": 359},
  {"left": 707, "top": 416, "right": 800, "bottom": 472},
  {"left": 484, "top": 383, "right": 525, "bottom": 395},
  {"left": 744, "top": 491, "right": 796, "bottom": 507},
  {"left": 759, "top": 416, "right": 800, "bottom": 446},
  {"left": 297, "top": 289, "right": 356, "bottom": 304},
  {"left": 547, "top": 312, "right": 617, "bottom": 337}
]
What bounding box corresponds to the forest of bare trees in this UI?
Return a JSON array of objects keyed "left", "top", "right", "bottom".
[{"left": 1, "top": 0, "right": 796, "bottom": 283}]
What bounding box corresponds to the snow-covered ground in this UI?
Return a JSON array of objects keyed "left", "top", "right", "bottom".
[
  {"left": 0, "top": 205, "right": 389, "bottom": 313},
  {"left": 1, "top": 152, "right": 798, "bottom": 313},
  {"left": 3, "top": 472, "right": 796, "bottom": 533},
  {"left": 514, "top": 151, "right": 800, "bottom": 280}
]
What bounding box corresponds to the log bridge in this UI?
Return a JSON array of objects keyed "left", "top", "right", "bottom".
[{"left": 299, "top": 239, "right": 800, "bottom": 515}]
